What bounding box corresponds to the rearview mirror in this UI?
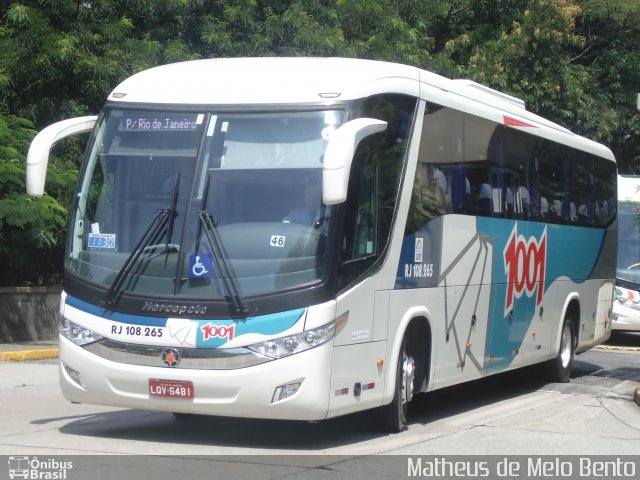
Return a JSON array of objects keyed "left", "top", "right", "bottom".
[
  {"left": 27, "top": 116, "right": 98, "bottom": 197},
  {"left": 322, "top": 118, "right": 387, "bottom": 205}
]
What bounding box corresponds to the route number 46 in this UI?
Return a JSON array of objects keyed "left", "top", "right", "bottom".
[{"left": 270, "top": 235, "right": 286, "bottom": 248}]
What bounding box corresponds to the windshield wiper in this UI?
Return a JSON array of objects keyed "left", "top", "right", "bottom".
[
  {"left": 196, "top": 176, "right": 248, "bottom": 316},
  {"left": 101, "top": 175, "right": 180, "bottom": 309}
]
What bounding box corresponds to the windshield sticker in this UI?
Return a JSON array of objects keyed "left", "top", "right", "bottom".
[
  {"left": 414, "top": 237, "right": 424, "bottom": 263},
  {"left": 270, "top": 235, "right": 286, "bottom": 247},
  {"left": 87, "top": 233, "right": 116, "bottom": 249},
  {"left": 189, "top": 254, "right": 213, "bottom": 279}
]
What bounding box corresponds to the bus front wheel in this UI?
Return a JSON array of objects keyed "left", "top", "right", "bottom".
[{"left": 380, "top": 336, "right": 415, "bottom": 433}]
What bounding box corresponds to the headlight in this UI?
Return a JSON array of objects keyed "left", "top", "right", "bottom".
[
  {"left": 247, "top": 321, "right": 336, "bottom": 359},
  {"left": 60, "top": 318, "right": 103, "bottom": 346}
]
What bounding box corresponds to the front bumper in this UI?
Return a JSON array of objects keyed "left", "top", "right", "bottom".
[{"left": 59, "top": 335, "right": 333, "bottom": 420}]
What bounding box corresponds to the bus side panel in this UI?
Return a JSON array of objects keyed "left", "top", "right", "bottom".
[
  {"left": 576, "top": 280, "right": 613, "bottom": 351},
  {"left": 476, "top": 218, "right": 611, "bottom": 370},
  {"left": 434, "top": 215, "right": 493, "bottom": 388},
  {"left": 392, "top": 213, "right": 614, "bottom": 393},
  {"left": 327, "top": 278, "right": 388, "bottom": 416},
  {"left": 392, "top": 214, "right": 498, "bottom": 391},
  {"left": 593, "top": 281, "right": 614, "bottom": 346},
  {"left": 327, "top": 340, "right": 388, "bottom": 418}
]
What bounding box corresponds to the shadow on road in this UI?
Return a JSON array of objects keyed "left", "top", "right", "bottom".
[
  {"left": 38, "top": 347, "right": 638, "bottom": 451},
  {"left": 47, "top": 365, "right": 566, "bottom": 451},
  {"left": 606, "top": 331, "right": 640, "bottom": 347}
]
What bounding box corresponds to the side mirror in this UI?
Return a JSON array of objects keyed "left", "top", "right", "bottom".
[
  {"left": 27, "top": 116, "right": 98, "bottom": 197},
  {"left": 322, "top": 118, "right": 387, "bottom": 205}
]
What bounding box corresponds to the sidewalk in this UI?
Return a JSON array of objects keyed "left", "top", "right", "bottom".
[{"left": 0, "top": 338, "right": 59, "bottom": 361}]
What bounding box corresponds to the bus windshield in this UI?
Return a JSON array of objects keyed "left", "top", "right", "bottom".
[
  {"left": 66, "top": 108, "right": 345, "bottom": 302},
  {"left": 617, "top": 201, "right": 640, "bottom": 285}
]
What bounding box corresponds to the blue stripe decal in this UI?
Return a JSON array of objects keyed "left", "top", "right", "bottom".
[
  {"left": 66, "top": 295, "right": 167, "bottom": 327},
  {"left": 476, "top": 218, "right": 605, "bottom": 369},
  {"left": 65, "top": 295, "right": 306, "bottom": 348},
  {"left": 195, "top": 309, "right": 306, "bottom": 348}
]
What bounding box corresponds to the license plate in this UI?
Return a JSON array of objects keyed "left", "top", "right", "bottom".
[{"left": 149, "top": 379, "right": 194, "bottom": 399}]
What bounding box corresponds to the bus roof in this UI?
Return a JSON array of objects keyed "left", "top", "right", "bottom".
[
  {"left": 108, "top": 57, "right": 421, "bottom": 105},
  {"left": 107, "top": 57, "right": 614, "bottom": 162}
]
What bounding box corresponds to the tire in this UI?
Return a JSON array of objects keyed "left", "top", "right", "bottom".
[
  {"left": 545, "top": 316, "right": 575, "bottom": 383},
  {"left": 380, "top": 336, "right": 415, "bottom": 433}
]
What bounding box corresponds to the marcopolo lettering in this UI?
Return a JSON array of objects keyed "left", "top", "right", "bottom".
[{"left": 142, "top": 301, "right": 207, "bottom": 315}]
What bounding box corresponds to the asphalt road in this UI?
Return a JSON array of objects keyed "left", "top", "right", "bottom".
[
  {"left": 0, "top": 349, "right": 637, "bottom": 452},
  {"left": 0, "top": 334, "right": 638, "bottom": 480}
]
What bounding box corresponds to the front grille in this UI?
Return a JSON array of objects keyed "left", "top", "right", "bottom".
[{"left": 84, "top": 339, "right": 271, "bottom": 370}]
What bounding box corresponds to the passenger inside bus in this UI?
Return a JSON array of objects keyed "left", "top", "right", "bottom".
[
  {"left": 505, "top": 186, "right": 514, "bottom": 217},
  {"left": 478, "top": 183, "right": 493, "bottom": 214},
  {"left": 539, "top": 196, "right": 549, "bottom": 218},
  {"left": 282, "top": 175, "right": 327, "bottom": 228},
  {"left": 515, "top": 185, "right": 531, "bottom": 218}
]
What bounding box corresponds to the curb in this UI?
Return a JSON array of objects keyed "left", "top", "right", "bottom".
[
  {"left": 594, "top": 345, "right": 640, "bottom": 352},
  {"left": 0, "top": 349, "right": 59, "bottom": 362}
]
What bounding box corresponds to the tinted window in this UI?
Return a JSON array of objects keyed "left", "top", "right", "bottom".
[
  {"left": 405, "top": 102, "right": 616, "bottom": 236},
  {"left": 338, "top": 94, "right": 417, "bottom": 289}
]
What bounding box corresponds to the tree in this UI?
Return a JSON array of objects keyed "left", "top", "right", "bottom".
[
  {"left": 432, "top": 0, "right": 640, "bottom": 171},
  {"left": 0, "top": 0, "right": 638, "bottom": 284},
  {"left": 574, "top": 0, "right": 640, "bottom": 172},
  {"left": 0, "top": 113, "right": 76, "bottom": 285}
]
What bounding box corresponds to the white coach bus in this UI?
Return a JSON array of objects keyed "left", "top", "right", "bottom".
[{"left": 27, "top": 58, "right": 616, "bottom": 432}]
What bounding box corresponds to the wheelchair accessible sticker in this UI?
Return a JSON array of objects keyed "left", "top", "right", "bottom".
[{"left": 189, "top": 254, "right": 213, "bottom": 279}]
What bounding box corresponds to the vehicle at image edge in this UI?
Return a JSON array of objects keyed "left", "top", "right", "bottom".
[
  {"left": 26, "top": 57, "right": 617, "bottom": 432},
  {"left": 613, "top": 174, "right": 640, "bottom": 332}
]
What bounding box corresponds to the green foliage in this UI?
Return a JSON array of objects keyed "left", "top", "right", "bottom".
[
  {"left": 0, "top": 0, "right": 638, "bottom": 284},
  {"left": 0, "top": 113, "right": 74, "bottom": 285},
  {"left": 576, "top": 0, "right": 640, "bottom": 171},
  {"left": 466, "top": 1, "right": 588, "bottom": 121}
]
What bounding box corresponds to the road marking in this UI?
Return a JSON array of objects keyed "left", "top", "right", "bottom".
[
  {"left": 595, "top": 344, "right": 640, "bottom": 352},
  {"left": 0, "top": 349, "right": 59, "bottom": 361}
]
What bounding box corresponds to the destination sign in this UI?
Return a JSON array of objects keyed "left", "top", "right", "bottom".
[{"left": 120, "top": 113, "right": 203, "bottom": 131}]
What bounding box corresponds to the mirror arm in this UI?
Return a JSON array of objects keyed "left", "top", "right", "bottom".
[
  {"left": 322, "top": 118, "right": 387, "bottom": 205},
  {"left": 27, "top": 116, "right": 98, "bottom": 197}
]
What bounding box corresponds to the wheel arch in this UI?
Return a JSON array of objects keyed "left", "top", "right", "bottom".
[
  {"left": 556, "top": 294, "right": 580, "bottom": 352},
  {"left": 383, "top": 307, "right": 433, "bottom": 404}
]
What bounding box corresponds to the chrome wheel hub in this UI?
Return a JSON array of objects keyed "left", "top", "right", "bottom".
[
  {"left": 401, "top": 352, "right": 415, "bottom": 406},
  {"left": 560, "top": 323, "right": 572, "bottom": 369}
]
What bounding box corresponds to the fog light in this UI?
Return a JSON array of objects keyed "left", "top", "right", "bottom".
[
  {"left": 64, "top": 365, "right": 84, "bottom": 388},
  {"left": 272, "top": 382, "right": 301, "bottom": 403}
]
